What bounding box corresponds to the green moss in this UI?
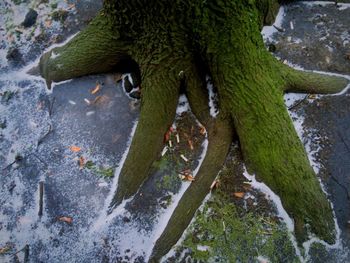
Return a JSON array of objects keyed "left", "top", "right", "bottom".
[
  {"left": 180, "top": 195, "right": 299, "bottom": 263},
  {"left": 85, "top": 161, "right": 114, "bottom": 178}
]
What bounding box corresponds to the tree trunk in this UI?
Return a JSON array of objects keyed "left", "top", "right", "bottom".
[{"left": 37, "top": 0, "right": 349, "bottom": 260}]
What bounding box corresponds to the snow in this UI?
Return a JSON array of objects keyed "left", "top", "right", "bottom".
[
  {"left": 206, "top": 75, "right": 219, "bottom": 118},
  {"left": 261, "top": 6, "right": 285, "bottom": 42}
]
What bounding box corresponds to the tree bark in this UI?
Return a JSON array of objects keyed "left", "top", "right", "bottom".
[{"left": 37, "top": 0, "right": 349, "bottom": 260}]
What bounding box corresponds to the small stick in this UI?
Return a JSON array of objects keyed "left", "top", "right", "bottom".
[
  {"left": 38, "top": 182, "right": 44, "bottom": 217},
  {"left": 23, "top": 245, "right": 29, "bottom": 263},
  {"left": 273, "top": 25, "right": 285, "bottom": 32},
  {"left": 287, "top": 95, "right": 308, "bottom": 111}
]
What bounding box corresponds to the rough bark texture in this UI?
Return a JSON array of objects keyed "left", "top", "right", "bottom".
[{"left": 37, "top": 0, "right": 350, "bottom": 260}]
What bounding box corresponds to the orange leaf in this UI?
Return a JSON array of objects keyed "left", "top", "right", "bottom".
[
  {"left": 233, "top": 192, "right": 245, "bottom": 198},
  {"left": 91, "top": 84, "right": 101, "bottom": 94},
  {"left": 199, "top": 126, "right": 206, "bottom": 135},
  {"left": 70, "top": 146, "right": 81, "bottom": 152},
  {"left": 58, "top": 216, "right": 73, "bottom": 224}
]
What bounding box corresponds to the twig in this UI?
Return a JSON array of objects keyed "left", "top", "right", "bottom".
[
  {"left": 38, "top": 182, "right": 44, "bottom": 216},
  {"left": 273, "top": 25, "right": 285, "bottom": 32},
  {"left": 287, "top": 95, "right": 308, "bottom": 111}
]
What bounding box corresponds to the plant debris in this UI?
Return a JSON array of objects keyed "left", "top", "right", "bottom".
[
  {"left": 78, "top": 156, "right": 85, "bottom": 170},
  {"left": 233, "top": 192, "right": 245, "bottom": 198},
  {"left": 58, "top": 216, "right": 73, "bottom": 224},
  {"left": 0, "top": 245, "right": 11, "bottom": 255},
  {"left": 70, "top": 146, "right": 81, "bottom": 152},
  {"left": 91, "top": 83, "right": 101, "bottom": 94}
]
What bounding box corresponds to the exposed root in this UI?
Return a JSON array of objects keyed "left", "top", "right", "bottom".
[
  {"left": 149, "top": 116, "right": 233, "bottom": 262},
  {"left": 149, "top": 68, "right": 233, "bottom": 261},
  {"left": 39, "top": 12, "right": 131, "bottom": 89},
  {"left": 109, "top": 60, "right": 188, "bottom": 208},
  {"left": 282, "top": 65, "right": 349, "bottom": 94}
]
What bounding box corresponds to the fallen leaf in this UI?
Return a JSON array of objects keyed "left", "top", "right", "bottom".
[
  {"left": 233, "top": 192, "right": 245, "bottom": 198},
  {"left": 199, "top": 126, "right": 206, "bottom": 135},
  {"left": 58, "top": 216, "right": 73, "bottom": 224},
  {"left": 70, "top": 146, "right": 81, "bottom": 152},
  {"left": 91, "top": 84, "right": 101, "bottom": 94},
  {"left": 185, "top": 174, "right": 195, "bottom": 181},
  {"left": 179, "top": 174, "right": 195, "bottom": 182},
  {"left": 0, "top": 245, "right": 11, "bottom": 255},
  {"left": 78, "top": 156, "right": 85, "bottom": 170},
  {"left": 308, "top": 94, "right": 316, "bottom": 100},
  {"left": 188, "top": 139, "right": 194, "bottom": 150}
]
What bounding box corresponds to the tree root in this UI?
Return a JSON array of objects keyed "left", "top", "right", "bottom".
[
  {"left": 110, "top": 59, "right": 193, "bottom": 208},
  {"left": 149, "top": 115, "right": 233, "bottom": 262},
  {"left": 282, "top": 65, "right": 349, "bottom": 94},
  {"left": 39, "top": 12, "right": 131, "bottom": 89}
]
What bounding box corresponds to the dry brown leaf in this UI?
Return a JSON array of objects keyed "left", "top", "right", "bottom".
[
  {"left": 70, "top": 146, "right": 81, "bottom": 152},
  {"left": 0, "top": 245, "right": 11, "bottom": 255},
  {"left": 78, "top": 156, "right": 85, "bottom": 170},
  {"left": 185, "top": 175, "right": 195, "bottom": 181},
  {"left": 233, "top": 192, "right": 245, "bottom": 198},
  {"left": 199, "top": 126, "right": 206, "bottom": 135},
  {"left": 91, "top": 84, "right": 101, "bottom": 94},
  {"left": 179, "top": 174, "right": 195, "bottom": 182},
  {"left": 58, "top": 216, "right": 73, "bottom": 224}
]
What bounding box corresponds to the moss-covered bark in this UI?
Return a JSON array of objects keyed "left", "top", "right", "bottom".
[{"left": 37, "top": 0, "right": 350, "bottom": 260}]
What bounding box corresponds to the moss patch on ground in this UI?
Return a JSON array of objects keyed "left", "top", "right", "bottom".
[{"left": 168, "top": 146, "right": 300, "bottom": 263}]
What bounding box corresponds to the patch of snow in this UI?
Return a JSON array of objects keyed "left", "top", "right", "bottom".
[
  {"left": 261, "top": 6, "right": 285, "bottom": 42},
  {"left": 206, "top": 75, "right": 219, "bottom": 118},
  {"left": 176, "top": 94, "right": 190, "bottom": 115},
  {"left": 51, "top": 51, "right": 60, "bottom": 59},
  {"left": 196, "top": 245, "right": 210, "bottom": 252}
]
